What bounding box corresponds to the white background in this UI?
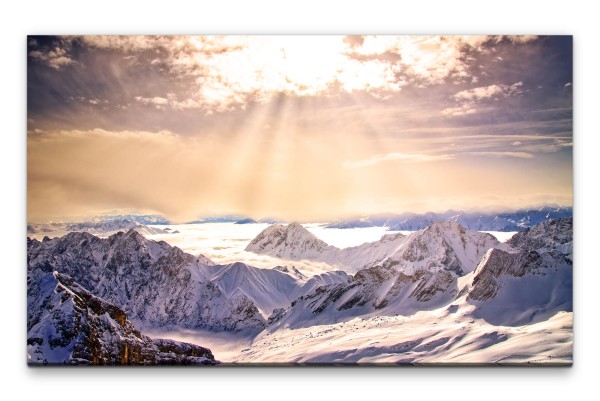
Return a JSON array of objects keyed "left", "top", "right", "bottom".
[{"left": 2, "top": 1, "right": 598, "bottom": 400}]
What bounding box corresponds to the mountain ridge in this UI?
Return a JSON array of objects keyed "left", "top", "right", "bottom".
[
  {"left": 325, "top": 206, "right": 572, "bottom": 231},
  {"left": 246, "top": 221, "right": 499, "bottom": 274},
  {"left": 261, "top": 218, "right": 572, "bottom": 330}
]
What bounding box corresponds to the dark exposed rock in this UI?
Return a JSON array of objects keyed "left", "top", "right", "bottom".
[
  {"left": 409, "top": 270, "right": 455, "bottom": 302},
  {"left": 268, "top": 308, "right": 287, "bottom": 324},
  {"left": 28, "top": 272, "right": 217, "bottom": 365}
]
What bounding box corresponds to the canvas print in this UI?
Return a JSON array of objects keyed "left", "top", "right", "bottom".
[{"left": 27, "top": 35, "right": 573, "bottom": 366}]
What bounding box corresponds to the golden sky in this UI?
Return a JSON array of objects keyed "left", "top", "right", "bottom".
[{"left": 27, "top": 35, "right": 573, "bottom": 222}]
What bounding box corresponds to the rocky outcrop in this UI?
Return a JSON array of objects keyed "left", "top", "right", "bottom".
[
  {"left": 467, "top": 248, "right": 544, "bottom": 301},
  {"left": 28, "top": 272, "right": 216, "bottom": 365},
  {"left": 273, "top": 265, "right": 307, "bottom": 280}
]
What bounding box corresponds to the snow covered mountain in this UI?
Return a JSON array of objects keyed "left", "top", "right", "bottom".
[
  {"left": 376, "top": 222, "right": 500, "bottom": 275},
  {"left": 27, "top": 230, "right": 266, "bottom": 331},
  {"left": 27, "top": 218, "right": 170, "bottom": 237},
  {"left": 263, "top": 218, "right": 572, "bottom": 332},
  {"left": 325, "top": 206, "right": 572, "bottom": 231},
  {"left": 246, "top": 221, "right": 498, "bottom": 274},
  {"left": 197, "top": 262, "right": 303, "bottom": 318},
  {"left": 262, "top": 222, "right": 501, "bottom": 328},
  {"left": 238, "top": 215, "right": 573, "bottom": 364},
  {"left": 26, "top": 216, "right": 573, "bottom": 364},
  {"left": 28, "top": 271, "right": 216, "bottom": 365},
  {"left": 246, "top": 222, "right": 338, "bottom": 260},
  {"left": 464, "top": 217, "right": 573, "bottom": 326}
]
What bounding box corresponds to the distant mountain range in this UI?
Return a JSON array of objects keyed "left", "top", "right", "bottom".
[
  {"left": 325, "top": 206, "right": 572, "bottom": 231},
  {"left": 27, "top": 206, "right": 572, "bottom": 233},
  {"left": 27, "top": 219, "right": 171, "bottom": 237},
  {"left": 188, "top": 215, "right": 279, "bottom": 224},
  {"left": 93, "top": 214, "right": 171, "bottom": 225}
]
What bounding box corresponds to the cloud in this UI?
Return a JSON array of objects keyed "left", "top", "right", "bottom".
[
  {"left": 507, "top": 35, "right": 538, "bottom": 44},
  {"left": 134, "top": 96, "right": 171, "bottom": 108},
  {"left": 453, "top": 82, "right": 523, "bottom": 101},
  {"left": 28, "top": 128, "right": 176, "bottom": 142},
  {"left": 343, "top": 152, "right": 455, "bottom": 169},
  {"left": 66, "top": 96, "right": 107, "bottom": 106},
  {"left": 29, "top": 46, "right": 75, "bottom": 69},
  {"left": 27, "top": 124, "right": 571, "bottom": 223},
  {"left": 443, "top": 81, "right": 524, "bottom": 117},
  {"left": 42, "top": 35, "right": 539, "bottom": 112},
  {"left": 441, "top": 104, "right": 477, "bottom": 116},
  {"left": 465, "top": 151, "right": 534, "bottom": 159},
  {"left": 79, "top": 35, "right": 174, "bottom": 52},
  {"left": 564, "top": 82, "right": 572, "bottom": 88}
]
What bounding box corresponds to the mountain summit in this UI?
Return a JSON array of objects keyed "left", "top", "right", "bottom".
[{"left": 245, "top": 222, "right": 336, "bottom": 259}]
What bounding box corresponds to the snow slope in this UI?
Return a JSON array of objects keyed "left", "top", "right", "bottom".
[
  {"left": 236, "top": 306, "right": 572, "bottom": 365},
  {"left": 197, "top": 262, "right": 303, "bottom": 318}
]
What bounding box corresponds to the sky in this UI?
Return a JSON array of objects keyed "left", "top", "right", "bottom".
[{"left": 27, "top": 35, "right": 573, "bottom": 223}]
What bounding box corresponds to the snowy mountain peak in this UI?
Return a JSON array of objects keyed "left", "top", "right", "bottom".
[
  {"left": 245, "top": 223, "right": 337, "bottom": 260},
  {"left": 379, "top": 232, "right": 406, "bottom": 243},
  {"left": 424, "top": 220, "right": 464, "bottom": 231},
  {"left": 288, "top": 221, "right": 304, "bottom": 230},
  {"left": 273, "top": 265, "right": 308, "bottom": 280},
  {"left": 379, "top": 221, "right": 498, "bottom": 276}
]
